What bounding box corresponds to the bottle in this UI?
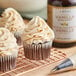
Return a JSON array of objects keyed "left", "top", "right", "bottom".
[{"left": 48, "top": 0, "right": 76, "bottom": 48}]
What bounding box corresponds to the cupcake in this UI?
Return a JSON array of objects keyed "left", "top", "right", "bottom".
[
  {"left": 21, "top": 16, "right": 55, "bottom": 60},
  {"left": 0, "top": 28, "right": 18, "bottom": 72},
  {"left": 0, "top": 8, "right": 26, "bottom": 45}
]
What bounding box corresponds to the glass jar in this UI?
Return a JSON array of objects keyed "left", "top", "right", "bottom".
[
  {"left": 0, "top": 0, "right": 47, "bottom": 19},
  {"left": 48, "top": 0, "right": 76, "bottom": 48}
]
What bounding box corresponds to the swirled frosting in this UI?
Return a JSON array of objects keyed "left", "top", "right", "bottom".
[
  {"left": 21, "top": 16, "right": 54, "bottom": 44},
  {"left": 0, "top": 8, "right": 26, "bottom": 35},
  {"left": 0, "top": 28, "right": 18, "bottom": 56}
]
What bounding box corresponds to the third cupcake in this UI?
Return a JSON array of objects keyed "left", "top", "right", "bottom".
[
  {"left": 21, "top": 16, "right": 55, "bottom": 60},
  {"left": 0, "top": 28, "right": 18, "bottom": 72}
]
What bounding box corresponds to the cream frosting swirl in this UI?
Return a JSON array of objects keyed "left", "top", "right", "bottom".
[
  {"left": 0, "top": 8, "right": 26, "bottom": 35},
  {"left": 21, "top": 16, "right": 55, "bottom": 44},
  {"left": 0, "top": 28, "right": 18, "bottom": 56}
]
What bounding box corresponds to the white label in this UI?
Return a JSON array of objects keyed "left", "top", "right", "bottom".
[{"left": 53, "top": 7, "right": 76, "bottom": 42}]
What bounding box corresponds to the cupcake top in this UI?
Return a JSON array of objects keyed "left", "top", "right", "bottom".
[
  {"left": 21, "top": 16, "right": 54, "bottom": 44},
  {"left": 0, "top": 8, "right": 26, "bottom": 35},
  {"left": 0, "top": 28, "right": 18, "bottom": 56}
]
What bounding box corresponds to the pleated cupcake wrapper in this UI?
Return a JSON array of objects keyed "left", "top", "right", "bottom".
[
  {"left": 14, "top": 34, "right": 23, "bottom": 46},
  {"left": 0, "top": 55, "right": 17, "bottom": 72},
  {"left": 23, "top": 41, "right": 52, "bottom": 60}
]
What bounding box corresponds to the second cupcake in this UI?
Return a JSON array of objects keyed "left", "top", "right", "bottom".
[
  {"left": 0, "top": 8, "right": 26, "bottom": 45},
  {"left": 21, "top": 16, "right": 55, "bottom": 60}
]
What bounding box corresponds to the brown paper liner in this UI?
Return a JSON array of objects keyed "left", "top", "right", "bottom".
[
  {"left": 15, "top": 34, "right": 23, "bottom": 46},
  {"left": 0, "top": 55, "right": 17, "bottom": 72},
  {"left": 23, "top": 41, "right": 52, "bottom": 60}
]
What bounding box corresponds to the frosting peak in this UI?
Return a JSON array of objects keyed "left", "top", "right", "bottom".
[
  {"left": 0, "top": 8, "right": 26, "bottom": 34},
  {"left": 0, "top": 28, "right": 18, "bottom": 56},
  {"left": 22, "top": 16, "right": 55, "bottom": 44}
]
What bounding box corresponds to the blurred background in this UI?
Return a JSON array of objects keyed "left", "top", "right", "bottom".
[{"left": 0, "top": 0, "right": 47, "bottom": 20}]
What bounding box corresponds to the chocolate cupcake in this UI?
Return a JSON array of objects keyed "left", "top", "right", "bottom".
[
  {"left": 21, "top": 16, "right": 55, "bottom": 60},
  {"left": 0, "top": 28, "right": 18, "bottom": 72},
  {"left": 0, "top": 8, "right": 26, "bottom": 45}
]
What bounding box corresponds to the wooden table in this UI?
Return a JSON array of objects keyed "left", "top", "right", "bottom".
[{"left": 21, "top": 19, "right": 76, "bottom": 76}]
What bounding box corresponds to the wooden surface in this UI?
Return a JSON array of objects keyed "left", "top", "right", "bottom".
[
  {"left": 22, "top": 19, "right": 76, "bottom": 76},
  {"left": 17, "top": 46, "right": 76, "bottom": 76}
]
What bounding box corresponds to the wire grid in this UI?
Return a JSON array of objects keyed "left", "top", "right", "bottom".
[{"left": 0, "top": 47, "right": 66, "bottom": 76}]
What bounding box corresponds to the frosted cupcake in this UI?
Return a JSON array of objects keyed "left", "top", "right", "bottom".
[
  {"left": 0, "top": 8, "right": 26, "bottom": 45},
  {"left": 21, "top": 16, "right": 55, "bottom": 60},
  {"left": 0, "top": 28, "right": 18, "bottom": 72}
]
